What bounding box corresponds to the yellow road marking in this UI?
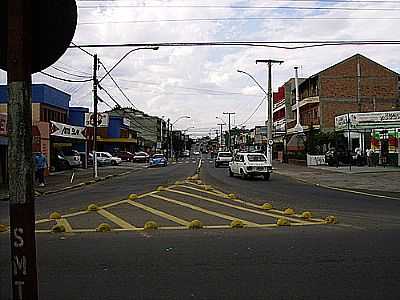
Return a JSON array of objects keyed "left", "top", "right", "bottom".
[
  {"left": 166, "top": 188, "right": 308, "bottom": 224},
  {"left": 178, "top": 185, "right": 325, "bottom": 222},
  {"left": 149, "top": 194, "right": 261, "bottom": 227},
  {"left": 56, "top": 218, "right": 73, "bottom": 233},
  {"left": 97, "top": 209, "right": 137, "bottom": 230},
  {"left": 35, "top": 218, "right": 52, "bottom": 225},
  {"left": 126, "top": 199, "right": 190, "bottom": 226}
]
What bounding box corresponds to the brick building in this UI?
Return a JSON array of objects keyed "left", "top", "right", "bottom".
[{"left": 287, "top": 53, "right": 400, "bottom": 134}]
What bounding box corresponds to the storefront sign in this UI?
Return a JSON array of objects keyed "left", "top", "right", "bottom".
[
  {"left": 0, "top": 113, "right": 7, "bottom": 135},
  {"left": 336, "top": 111, "right": 400, "bottom": 130},
  {"left": 123, "top": 117, "right": 130, "bottom": 127},
  {"left": 85, "top": 112, "right": 109, "bottom": 127},
  {"left": 307, "top": 154, "right": 326, "bottom": 166},
  {"left": 50, "top": 121, "right": 86, "bottom": 140}
]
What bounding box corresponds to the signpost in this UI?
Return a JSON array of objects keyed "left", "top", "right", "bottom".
[{"left": 1, "top": 1, "right": 77, "bottom": 299}]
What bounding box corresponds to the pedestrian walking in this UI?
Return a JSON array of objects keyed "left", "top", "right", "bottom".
[
  {"left": 34, "top": 152, "right": 48, "bottom": 187},
  {"left": 366, "top": 148, "right": 373, "bottom": 167}
]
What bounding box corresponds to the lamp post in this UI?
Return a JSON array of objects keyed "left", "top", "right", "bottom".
[
  {"left": 182, "top": 127, "right": 195, "bottom": 151},
  {"left": 294, "top": 67, "right": 303, "bottom": 133},
  {"left": 98, "top": 46, "right": 159, "bottom": 84},
  {"left": 170, "top": 116, "right": 191, "bottom": 159},
  {"left": 216, "top": 116, "right": 227, "bottom": 150}
]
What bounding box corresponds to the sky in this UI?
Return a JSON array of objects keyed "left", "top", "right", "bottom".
[{"left": 1, "top": 0, "right": 400, "bottom": 137}]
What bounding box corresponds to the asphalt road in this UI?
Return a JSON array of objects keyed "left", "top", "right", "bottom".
[{"left": 1, "top": 156, "right": 400, "bottom": 300}]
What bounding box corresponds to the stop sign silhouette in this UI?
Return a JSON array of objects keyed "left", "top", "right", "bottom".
[{"left": 0, "top": 0, "right": 77, "bottom": 74}]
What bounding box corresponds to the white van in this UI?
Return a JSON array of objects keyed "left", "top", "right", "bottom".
[{"left": 229, "top": 152, "right": 272, "bottom": 180}]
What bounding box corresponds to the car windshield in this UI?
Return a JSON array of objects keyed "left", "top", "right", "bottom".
[
  {"left": 247, "top": 154, "right": 266, "bottom": 162},
  {"left": 153, "top": 155, "right": 164, "bottom": 159},
  {"left": 103, "top": 153, "right": 112, "bottom": 158},
  {"left": 218, "top": 152, "right": 232, "bottom": 157},
  {"left": 136, "top": 152, "right": 147, "bottom": 156},
  {"left": 62, "top": 150, "right": 78, "bottom": 156}
]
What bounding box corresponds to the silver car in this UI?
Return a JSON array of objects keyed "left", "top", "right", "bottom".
[{"left": 59, "top": 149, "right": 81, "bottom": 168}]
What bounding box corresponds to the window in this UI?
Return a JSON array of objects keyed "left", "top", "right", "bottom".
[{"left": 247, "top": 154, "right": 266, "bottom": 162}]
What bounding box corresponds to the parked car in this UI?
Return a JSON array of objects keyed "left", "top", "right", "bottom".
[
  {"left": 215, "top": 151, "right": 232, "bottom": 168},
  {"left": 193, "top": 151, "right": 200, "bottom": 156},
  {"left": 149, "top": 154, "right": 168, "bottom": 167},
  {"left": 90, "top": 152, "right": 111, "bottom": 166},
  {"left": 59, "top": 149, "right": 81, "bottom": 168},
  {"left": 133, "top": 151, "right": 150, "bottom": 163},
  {"left": 49, "top": 153, "right": 70, "bottom": 172},
  {"left": 229, "top": 152, "right": 272, "bottom": 180},
  {"left": 79, "top": 152, "right": 93, "bottom": 168},
  {"left": 97, "top": 152, "right": 122, "bottom": 165},
  {"left": 113, "top": 151, "right": 135, "bottom": 162},
  {"left": 182, "top": 150, "right": 190, "bottom": 157}
]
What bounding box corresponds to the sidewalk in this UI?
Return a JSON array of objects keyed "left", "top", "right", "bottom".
[
  {"left": 273, "top": 161, "right": 400, "bottom": 196},
  {"left": 0, "top": 163, "right": 147, "bottom": 201}
]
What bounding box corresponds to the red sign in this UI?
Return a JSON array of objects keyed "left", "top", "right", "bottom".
[{"left": 0, "top": 113, "right": 6, "bottom": 135}]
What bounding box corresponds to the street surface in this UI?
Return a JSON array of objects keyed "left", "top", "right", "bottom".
[{"left": 1, "top": 155, "right": 400, "bottom": 299}]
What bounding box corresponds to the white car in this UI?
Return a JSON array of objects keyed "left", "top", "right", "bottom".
[
  {"left": 215, "top": 151, "right": 232, "bottom": 167},
  {"left": 97, "top": 152, "right": 122, "bottom": 166},
  {"left": 193, "top": 151, "right": 200, "bottom": 156},
  {"left": 229, "top": 152, "right": 272, "bottom": 180}
]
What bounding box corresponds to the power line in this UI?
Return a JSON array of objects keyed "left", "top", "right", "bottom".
[
  {"left": 40, "top": 71, "right": 93, "bottom": 83},
  {"left": 239, "top": 96, "right": 266, "bottom": 126},
  {"left": 98, "top": 60, "right": 139, "bottom": 109},
  {"left": 78, "top": 4, "right": 400, "bottom": 11},
  {"left": 51, "top": 66, "right": 93, "bottom": 79},
  {"left": 70, "top": 41, "right": 95, "bottom": 57},
  {"left": 78, "top": 17, "right": 400, "bottom": 25},
  {"left": 76, "top": 0, "right": 400, "bottom": 3},
  {"left": 69, "top": 41, "right": 400, "bottom": 51}
]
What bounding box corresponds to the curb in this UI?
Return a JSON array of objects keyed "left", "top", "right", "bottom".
[{"left": 0, "top": 169, "right": 138, "bottom": 201}]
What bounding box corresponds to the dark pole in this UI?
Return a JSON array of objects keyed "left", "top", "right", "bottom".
[
  {"left": 7, "top": 0, "right": 39, "bottom": 299},
  {"left": 347, "top": 113, "right": 352, "bottom": 171},
  {"left": 223, "top": 112, "right": 235, "bottom": 151},
  {"left": 93, "top": 54, "right": 98, "bottom": 178},
  {"left": 167, "top": 118, "right": 170, "bottom": 159}
]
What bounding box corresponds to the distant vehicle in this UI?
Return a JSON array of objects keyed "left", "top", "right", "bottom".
[
  {"left": 182, "top": 150, "right": 190, "bottom": 157},
  {"left": 79, "top": 152, "right": 93, "bottom": 168},
  {"left": 59, "top": 149, "right": 81, "bottom": 168},
  {"left": 149, "top": 154, "right": 168, "bottom": 167},
  {"left": 50, "top": 153, "right": 70, "bottom": 172},
  {"left": 113, "top": 150, "right": 134, "bottom": 162},
  {"left": 215, "top": 151, "right": 232, "bottom": 168},
  {"left": 98, "top": 152, "right": 122, "bottom": 165},
  {"left": 133, "top": 151, "right": 150, "bottom": 163},
  {"left": 193, "top": 151, "right": 200, "bottom": 156},
  {"left": 229, "top": 152, "right": 272, "bottom": 180}
]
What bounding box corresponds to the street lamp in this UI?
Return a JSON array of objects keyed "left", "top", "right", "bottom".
[
  {"left": 182, "top": 126, "right": 195, "bottom": 151},
  {"left": 99, "top": 46, "right": 159, "bottom": 83},
  {"left": 170, "top": 116, "right": 191, "bottom": 159},
  {"left": 216, "top": 117, "right": 227, "bottom": 150}
]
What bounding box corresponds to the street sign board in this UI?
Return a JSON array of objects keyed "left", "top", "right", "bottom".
[
  {"left": 0, "top": 0, "right": 77, "bottom": 73},
  {"left": 335, "top": 111, "right": 400, "bottom": 130},
  {"left": 85, "top": 113, "right": 109, "bottom": 127}
]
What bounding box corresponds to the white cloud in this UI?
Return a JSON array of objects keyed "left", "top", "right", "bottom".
[{"left": 1, "top": 0, "right": 400, "bottom": 133}]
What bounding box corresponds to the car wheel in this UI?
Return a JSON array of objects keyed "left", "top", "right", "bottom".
[
  {"left": 263, "top": 173, "right": 271, "bottom": 181},
  {"left": 111, "top": 161, "right": 117, "bottom": 166},
  {"left": 50, "top": 165, "right": 56, "bottom": 172},
  {"left": 229, "top": 168, "right": 234, "bottom": 177},
  {"left": 215, "top": 163, "right": 219, "bottom": 168},
  {"left": 240, "top": 169, "right": 247, "bottom": 180}
]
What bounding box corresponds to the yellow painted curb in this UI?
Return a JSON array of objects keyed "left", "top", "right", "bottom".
[
  {"left": 325, "top": 216, "right": 337, "bottom": 224},
  {"left": 188, "top": 220, "right": 203, "bottom": 229},
  {"left": 227, "top": 193, "right": 236, "bottom": 199},
  {"left": 261, "top": 203, "right": 273, "bottom": 210},
  {"left": 51, "top": 224, "right": 66, "bottom": 233},
  {"left": 87, "top": 204, "right": 99, "bottom": 211},
  {"left": 128, "top": 194, "right": 138, "bottom": 200},
  {"left": 144, "top": 221, "right": 159, "bottom": 230},
  {"left": 203, "top": 185, "right": 212, "bottom": 191},
  {"left": 156, "top": 186, "right": 166, "bottom": 192},
  {"left": 96, "top": 223, "right": 111, "bottom": 232},
  {"left": 283, "top": 208, "right": 295, "bottom": 215},
  {"left": 301, "top": 211, "right": 312, "bottom": 219},
  {"left": 175, "top": 181, "right": 184, "bottom": 185},
  {"left": 277, "top": 218, "right": 291, "bottom": 226},
  {"left": 49, "top": 212, "right": 62, "bottom": 220},
  {"left": 0, "top": 224, "right": 9, "bottom": 232},
  {"left": 230, "top": 220, "right": 245, "bottom": 228}
]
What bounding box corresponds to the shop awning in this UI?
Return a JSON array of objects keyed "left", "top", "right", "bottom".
[{"left": 97, "top": 137, "right": 137, "bottom": 143}]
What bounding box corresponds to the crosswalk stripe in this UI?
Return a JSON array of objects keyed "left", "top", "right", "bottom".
[
  {"left": 97, "top": 209, "right": 137, "bottom": 230},
  {"left": 167, "top": 187, "right": 307, "bottom": 224},
  {"left": 126, "top": 200, "right": 190, "bottom": 226},
  {"left": 149, "top": 194, "right": 260, "bottom": 227}
]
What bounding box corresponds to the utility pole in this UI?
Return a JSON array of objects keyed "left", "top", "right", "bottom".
[
  {"left": 217, "top": 123, "right": 224, "bottom": 150},
  {"left": 223, "top": 112, "right": 235, "bottom": 151},
  {"left": 7, "top": 1, "right": 39, "bottom": 299},
  {"left": 256, "top": 59, "right": 284, "bottom": 165},
  {"left": 294, "top": 67, "right": 303, "bottom": 133},
  {"left": 93, "top": 54, "right": 98, "bottom": 178},
  {"left": 167, "top": 119, "right": 170, "bottom": 159}
]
